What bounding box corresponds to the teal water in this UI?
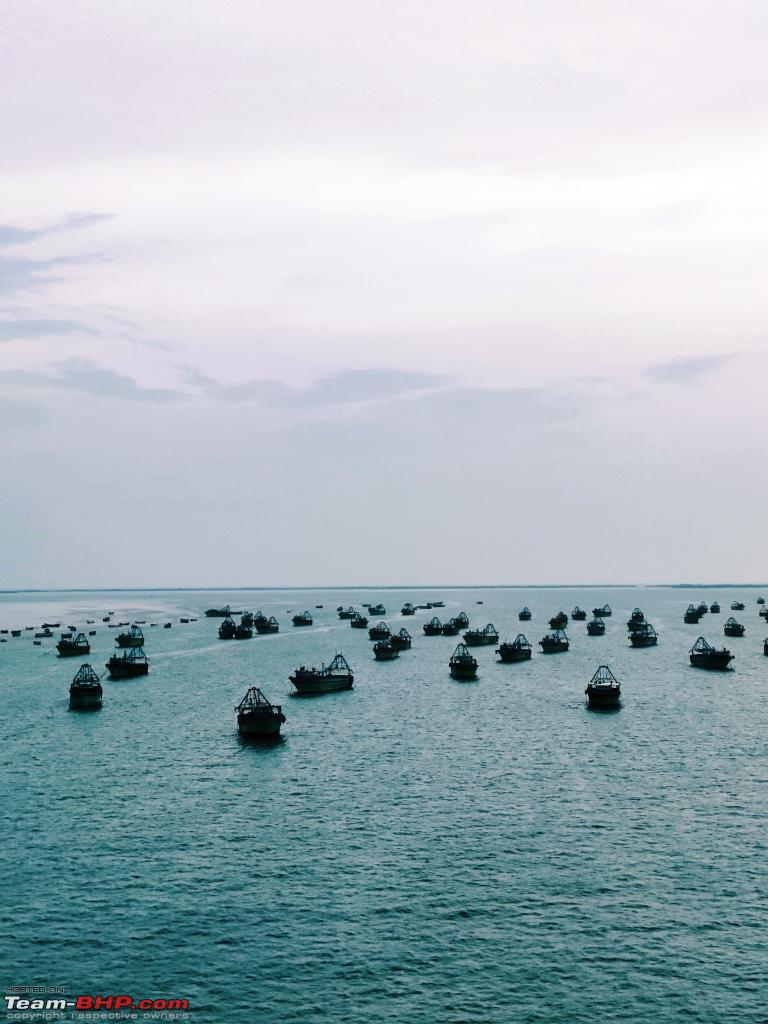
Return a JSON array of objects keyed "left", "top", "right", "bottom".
[{"left": 1, "top": 587, "right": 767, "bottom": 1023}]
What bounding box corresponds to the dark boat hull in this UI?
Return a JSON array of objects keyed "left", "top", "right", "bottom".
[
  {"left": 69, "top": 686, "right": 103, "bottom": 708},
  {"left": 539, "top": 642, "right": 569, "bottom": 653},
  {"left": 450, "top": 664, "right": 478, "bottom": 680},
  {"left": 630, "top": 636, "right": 657, "bottom": 647},
  {"left": 690, "top": 653, "right": 733, "bottom": 670},
  {"left": 290, "top": 675, "right": 353, "bottom": 694},
  {"left": 374, "top": 650, "right": 399, "bottom": 660},
  {"left": 586, "top": 686, "right": 621, "bottom": 708},
  {"left": 237, "top": 711, "right": 284, "bottom": 737},
  {"left": 106, "top": 662, "right": 149, "bottom": 679},
  {"left": 496, "top": 647, "right": 532, "bottom": 662}
]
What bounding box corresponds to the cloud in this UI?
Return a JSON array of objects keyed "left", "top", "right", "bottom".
[
  {"left": 643, "top": 354, "right": 736, "bottom": 385},
  {"left": 0, "top": 359, "right": 184, "bottom": 403},
  {"left": 0, "top": 317, "right": 96, "bottom": 342},
  {"left": 0, "top": 213, "right": 113, "bottom": 249}
]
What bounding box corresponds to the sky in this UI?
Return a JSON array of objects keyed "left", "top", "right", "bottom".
[{"left": 1, "top": 0, "right": 766, "bottom": 587}]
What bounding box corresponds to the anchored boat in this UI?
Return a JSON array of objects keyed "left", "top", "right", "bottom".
[
  {"left": 290, "top": 653, "right": 354, "bottom": 694},
  {"left": 350, "top": 613, "right": 369, "bottom": 629},
  {"left": 441, "top": 619, "right": 460, "bottom": 636},
  {"left": 338, "top": 606, "right": 356, "bottom": 620},
  {"left": 548, "top": 611, "right": 568, "bottom": 629},
  {"left": 255, "top": 615, "right": 280, "bottom": 634},
  {"left": 235, "top": 617, "right": 253, "bottom": 639},
  {"left": 373, "top": 640, "right": 399, "bottom": 661},
  {"left": 723, "top": 617, "right": 745, "bottom": 637},
  {"left": 587, "top": 616, "right": 605, "bottom": 636},
  {"left": 518, "top": 607, "right": 532, "bottom": 621},
  {"left": 683, "top": 604, "right": 702, "bottom": 624},
  {"left": 539, "top": 629, "right": 569, "bottom": 653},
  {"left": 57, "top": 632, "right": 90, "bottom": 657},
  {"left": 730, "top": 601, "right": 745, "bottom": 611},
  {"left": 106, "top": 647, "right": 149, "bottom": 679},
  {"left": 689, "top": 637, "right": 733, "bottom": 670},
  {"left": 496, "top": 634, "right": 532, "bottom": 662},
  {"left": 205, "top": 604, "right": 241, "bottom": 617},
  {"left": 449, "top": 643, "right": 478, "bottom": 680},
  {"left": 368, "top": 603, "right": 386, "bottom": 616},
  {"left": 69, "top": 664, "right": 103, "bottom": 709},
  {"left": 629, "top": 623, "right": 658, "bottom": 647},
  {"left": 218, "top": 615, "right": 238, "bottom": 640},
  {"left": 389, "top": 628, "right": 412, "bottom": 651},
  {"left": 368, "top": 621, "right": 391, "bottom": 641},
  {"left": 116, "top": 625, "right": 144, "bottom": 648},
  {"left": 585, "top": 666, "right": 621, "bottom": 708},
  {"left": 571, "top": 606, "right": 587, "bottom": 621},
  {"left": 710, "top": 602, "right": 721, "bottom": 613},
  {"left": 627, "top": 608, "right": 645, "bottom": 630},
  {"left": 401, "top": 603, "right": 416, "bottom": 616},
  {"left": 235, "top": 687, "right": 285, "bottom": 738},
  {"left": 423, "top": 616, "right": 442, "bottom": 636},
  {"left": 463, "top": 623, "right": 499, "bottom": 646},
  {"left": 292, "top": 611, "right": 313, "bottom": 627},
  {"left": 592, "top": 604, "right": 612, "bottom": 618}
]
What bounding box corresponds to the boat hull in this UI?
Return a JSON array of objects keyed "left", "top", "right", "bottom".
[
  {"left": 116, "top": 638, "right": 144, "bottom": 647},
  {"left": 497, "top": 647, "right": 532, "bottom": 662},
  {"left": 630, "top": 636, "right": 657, "bottom": 647},
  {"left": 690, "top": 654, "right": 733, "bottom": 670},
  {"left": 57, "top": 645, "right": 90, "bottom": 657},
  {"left": 237, "top": 711, "right": 284, "bottom": 737},
  {"left": 539, "top": 642, "right": 569, "bottom": 653},
  {"left": 70, "top": 687, "right": 103, "bottom": 708},
  {"left": 450, "top": 664, "right": 478, "bottom": 680},
  {"left": 586, "top": 687, "right": 621, "bottom": 708},
  {"left": 291, "top": 675, "right": 354, "bottom": 694},
  {"left": 106, "top": 662, "right": 149, "bottom": 679}
]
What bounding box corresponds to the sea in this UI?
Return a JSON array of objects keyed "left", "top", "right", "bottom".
[{"left": 1, "top": 586, "right": 766, "bottom": 1024}]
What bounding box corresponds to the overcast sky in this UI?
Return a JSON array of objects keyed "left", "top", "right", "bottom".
[{"left": 1, "top": 0, "right": 766, "bottom": 587}]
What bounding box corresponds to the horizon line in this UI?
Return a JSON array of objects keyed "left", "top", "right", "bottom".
[{"left": 1, "top": 583, "right": 767, "bottom": 594}]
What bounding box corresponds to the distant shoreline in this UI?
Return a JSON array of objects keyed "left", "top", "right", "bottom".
[{"left": 1, "top": 584, "right": 766, "bottom": 594}]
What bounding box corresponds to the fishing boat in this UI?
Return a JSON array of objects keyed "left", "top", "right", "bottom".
[
  {"left": 218, "top": 615, "right": 238, "bottom": 640},
  {"left": 455, "top": 612, "right": 470, "bottom": 628},
  {"left": 373, "top": 640, "right": 399, "bottom": 661},
  {"left": 292, "top": 611, "right": 313, "bottom": 627},
  {"left": 389, "top": 628, "right": 412, "bottom": 651},
  {"left": 689, "top": 637, "right": 733, "bottom": 670},
  {"left": 350, "top": 613, "right": 369, "bottom": 629},
  {"left": 423, "top": 616, "right": 442, "bottom": 636},
  {"left": 629, "top": 623, "right": 658, "bottom": 647},
  {"left": 106, "top": 647, "right": 150, "bottom": 679},
  {"left": 116, "top": 625, "right": 144, "bottom": 648},
  {"left": 592, "top": 604, "right": 612, "bottom": 618},
  {"left": 11, "top": 630, "right": 21, "bottom": 637},
  {"left": 571, "top": 606, "right": 587, "bottom": 621},
  {"left": 496, "top": 634, "right": 532, "bottom": 662},
  {"left": 463, "top": 623, "right": 499, "bottom": 646},
  {"left": 449, "top": 643, "right": 478, "bottom": 680},
  {"left": 431, "top": 600, "right": 445, "bottom": 608},
  {"left": 696, "top": 602, "right": 709, "bottom": 616},
  {"left": 35, "top": 628, "right": 53, "bottom": 638},
  {"left": 290, "top": 653, "right": 354, "bottom": 694},
  {"left": 760, "top": 606, "right": 768, "bottom": 620},
  {"left": 401, "top": 603, "right": 416, "bottom": 616},
  {"left": 764, "top": 638, "right": 768, "bottom": 656},
  {"left": 88, "top": 630, "right": 96, "bottom": 636},
  {"left": 315, "top": 605, "right": 323, "bottom": 609},
  {"left": 102, "top": 616, "right": 111, "bottom": 622},
  {"left": 723, "top": 617, "right": 745, "bottom": 637},
  {"left": 205, "top": 604, "right": 242, "bottom": 617},
  {"left": 368, "top": 603, "right": 386, "bottom": 616},
  {"left": 627, "top": 608, "right": 645, "bottom": 629},
  {"left": 585, "top": 665, "right": 621, "bottom": 708},
  {"left": 338, "top": 606, "right": 356, "bottom": 620},
  {"left": 539, "top": 629, "right": 569, "bottom": 653},
  {"left": 683, "top": 604, "right": 702, "bottom": 624},
  {"left": 587, "top": 617, "right": 606, "bottom": 636},
  {"left": 33, "top": 640, "right": 41, "bottom": 645},
  {"left": 441, "top": 618, "right": 460, "bottom": 636},
  {"left": 164, "top": 622, "right": 172, "bottom": 629},
  {"left": 710, "top": 602, "right": 721, "bottom": 613},
  {"left": 730, "top": 601, "right": 745, "bottom": 611},
  {"left": 368, "top": 621, "right": 391, "bottom": 641},
  {"left": 548, "top": 611, "right": 568, "bottom": 629},
  {"left": 57, "top": 632, "right": 90, "bottom": 657},
  {"left": 69, "top": 664, "right": 103, "bottom": 709},
  {"left": 235, "top": 687, "right": 285, "bottom": 738},
  {"left": 255, "top": 615, "right": 280, "bottom": 634},
  {"left": 758, "top": 597, "right": 766, "bottom": 605},
  {"left": 234, "top": 618, "right": 253, "bottom": 639},
  {"left": 42, "top": 622, "right": 60, "bottom": 629},
  {"left": 518, "top": 607, "right": 532, "bottom": 621}
]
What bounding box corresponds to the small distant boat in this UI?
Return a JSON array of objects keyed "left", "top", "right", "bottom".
[
  {"left": 587, "top": 617, "right": 606, "bottom": 636},
  {"left": 85, "top": 620, "right": 95, "bottom": 624},
  {"left": 585, "top": 665, "right": 621, "bottom": 708},
  {"left": 449, "top": 643, "right": 478, "bottom": 680},
  {"left": 592, "top": 604, "right": 612, "bottom": 618},
  {"left": 88, "top": 630, "right": 96, "bottom": 636},
  {"left": 441, "top": 618, "right": 460, "bottom": 636},
  {"left": 626, "top": 608, "right": 645, "bottom": 630},
  {"left": 35, "top": 628, "right": 53, "bottom": 639},
  {"left": 548, "top": 611, "right": 568, "bottom": 630},
  {"left": 164, "top": 622, "right": 172, "bottom": 629},
  {"left": 368, "top": 621, "right": 391, "bottom": 641},
  {"left": 571, "top": 606, "right": 587, "bottom": 621},
  {"left": 70, "top": 664, "right": 103, "bottom": 709},
  {"left": 255, "top": 615, "right": 280, "bottom": 634},
  {"left": 757, "top": 597, "right": 765, "bottom": 605},
  {"left": 389, "top": 628, "right": 412, "bottom": 651},
  {"left": 730, "top": 601, "right": 745, "bottom": 611},
  {"left": 373, "top": 640, "right": 399, "bottom": 661},
  {"left": 431, "top": 601, "right": 445, "bottom": 608},
  {"left": 218, "top": 615, "right": 238, "bottom": 640},
  {"left": 629, "top": 623, "right": 658, "bottom": 647},
  {"left": 235, "top": 687, "right": 285, "bottom": 738},
  {"left": 0, "top": 629, "right": 7, "bottom": 634},
  {"left": 760, "top": 606, "right": 768, "bottom": 620},
  {"left": 42, "top": 622, "right": 60, "bottom": 629},
  {"left": 116, "top": 625, "right": 144, "bottom": 648},
  {"left": 350, "top": 613, "right": 369, "bottom": 629},
  {"left": 476, "top": 600, "right": 483, "bottom": 604},
  {"left": 206, "top": 605, "right": 241, "bottom": 617},
  {"left": 539, "top": 629, "right": 569, "bottom": 653},
  {"left": 57, "top": 632, "right": 90, "bottom": 657},
  {"left": 290, "top": 653, "right": 354, "bottom": 694},
  {"left": 180, "top": 617, "right": 190, "bottom": 624},
  {"left": 368, "top": 603, "right": 386, "bottom": 616},
  {"left": 401, "top": 602, "right": 416, "bottom": 616},
  {"left": 690, "top": 636, "right": 733, "bottom": 670},
  {"left": 423, "top": 616, "right": 442, "bottom": 636},
  {"left": 106, "top": 647, "right": 149, "bottom": 679},
  {"left": 33, "top": 640, "right": 41, "bottom": 646},
  {"left": 683, "top": 604, "right": 702, "bottom": 624},
  {"left": 696, "top": 602, "right": 708, "bottom": 616},
  {"left": 102, "top": 616, "right": 111, "bottom": 623},
  {"left": 764, "top": 638, "right": 768, "bottom": 657},
  {"left": 11, "top": 630, "right": 21, "bottom": 637},
  {"left": 315, "top": 605, "right": 323, "bottom": 609},
  {"left": 518, "top": 607, "right": 532, "bottom": 621},
  {"left": 338, "top": 606, "right": 356, "bottom": 620},
  {"left": 292, "top": 611, "right": 313, "bottom": 627},
  {"left": 463, "top": 623, "right": 499, "bottom": 646},
  {"left": 496, "top": 634, "right": 532, "bottom": 662},
  {"left": 723, "top": 617, "right": 745, "bottom": 637},
  {"left": 710, "top": 602, "right": 721, "bottom": 613}
]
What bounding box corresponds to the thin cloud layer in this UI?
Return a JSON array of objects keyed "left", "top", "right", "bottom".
[{"left": 644, "top": 355, "right": 736, "bottom": 385}]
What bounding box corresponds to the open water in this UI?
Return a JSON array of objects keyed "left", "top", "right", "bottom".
[{"left": 1, "top": 587, "right": 767, "bottom": 1024}]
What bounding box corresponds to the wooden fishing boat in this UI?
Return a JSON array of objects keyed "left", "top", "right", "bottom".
[
  {"left": 690, "top": 636, "right": 733, "bottom": 670},
  {"left": 539, "top": 629, "right": 569, "bottom": 653},
  {"left": 69, "top": 664, "right": 103, "bottom": 709},
  {"left": 760, "top": 606, "right": 768, "bottom": 620},
  {"left": 627, "top": 608, "right": 645, "bottom": 630},
  {"left": 683, "top": 604, "right": 702, "bottom": 624},
  {"left": 235, "top": 687, "right": 285, "bottom": 738},
  {"left": 11, "top": 630, "right": 21, "bottom": 637},
  {"left": 106, "top": 647, "right": 149, "bottom": 679},
  {"left": 164, "top": 622, "right": 172, "bottom": 629},
  {"left": 234, "top": 618, "right": 254, "bottom": 639},
  {"left": 571, "top": 606, "right": 587, "bottom": 621},
  {"left": 518, "top": 607, "right": 532, "bottom": 621},
  {"left": 290, "top": 653, "right": 354, "bottom": 694},
  {"left": 585, "top": 665, "right": 621, "bottom": 708},
  {"left": 730, "top": 601, "right": 745, "bottom": 611},
  {"left": 629, "top": 623, "right": 658, "bottom": 647},
  {"left": 441, "top": 619, "right": 460, "bottom": 636},
  {"left": 205, "top": 604, "right": 242, "bottom": 617},
  {"left": 710, "top": 602, "right": 720, "bottom": 613},
  {"left": 255, "top": 615, "right": 280, "bottom": 634},
  {"left": 463, "top": 623, "right": 499, "bottom": 646},
  {"left": 35, "top": 628, "right": 53, "bottom": 638},
  {"left": 431, "top": 601, "right": 445, "bottom": 608},
  {"left": 548, "top": 611, "right": 568, "bottom": 630},
  {"left": 586, "top": 617, "right": 605, "bottom": 636},
  {"left": 218, "top": 615, "right": 238, "bottom": 640},
  {"left": 449, "top": 643, "right": 478, "bottom": 680},
  {"left": 455, "top": 612, "right": 470, "bottom": 628},
  {"left": 592, "top": 604, "right": 612, "bottom": 618},
  {"left": 389, "top": 628, "right": 412, "bottom": 651},
  {"left": 42, "top": 622, "right": 60, "bottom": 629},
  {"left": 350, "top": 613, "right": 369, "bottom": 629},
  {"left": 292, "top": 611, "right": 313, "bottom": 627},
  {"left": 423, "top": 616, "right": 443, "bottom": 636},
  {"left": 57, "top": 632, "right": 90, "bottom": 657},
  {"left": 696, "top": 602, "right": 709, "bottom": 616},
  {"left": 723, "top": 617, "right": 745, "bottom": 637},
  {"left": 373, "top": 640, "right": 399, "bottom": 660},
  {"left": 401, "top": 603, "right": 416, "bottom": 616},
  {"left": 757, "top": 597, "right": 766, "bottom": 605},
  {"left": 368, "top": 603, "right": 386, "bottom": 616},
  {"left": 116, "top": 625, "right": 144, "bottom": 648},
  {"left": 496, "top": 634, "right": 532, "bottom": 662},
  {"left": 338, "top": 606, "right": 356, "bottom": 620},
  {"left": 368, "top": 622, "right": 391, "bottom": 641}
]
